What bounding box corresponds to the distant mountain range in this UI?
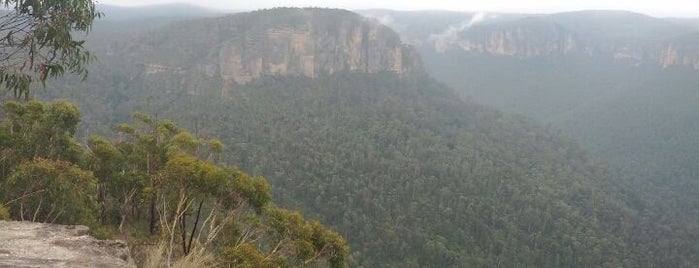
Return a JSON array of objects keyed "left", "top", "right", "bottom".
[
  {"left": 95, "top": 4, "right": 699, "bottom": 70},
  {"left": 360, "top": 9, "right": 699, "bottom": 69},
  {"left": 96, "top": 3, "right": 226, "bottom": 20}
]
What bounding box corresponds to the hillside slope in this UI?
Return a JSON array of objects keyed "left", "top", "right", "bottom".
[
  {"left": 38, "top": 7, "right": 696, "bottom": 267},
  {"left": 369, "top": 11, "right": 699, "bottom": 266}
]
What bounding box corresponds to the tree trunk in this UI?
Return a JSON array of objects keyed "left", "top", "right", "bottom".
[
  {"left": 149, "top": 195, "right": 157, "bottom": 234},
  {"left": 186, "top": 200, "right": 204, "bottom": 255}
]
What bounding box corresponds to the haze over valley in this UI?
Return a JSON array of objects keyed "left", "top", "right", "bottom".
[{"left": 0, "top": 1, "right": 698, "bottom": 267}]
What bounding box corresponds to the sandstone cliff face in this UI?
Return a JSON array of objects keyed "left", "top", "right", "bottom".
[
  {"left": 659, "top": 36, "right": 699, "bottom": 69},
  {"left": 138, "top": 8, "right": 423, "bottom": 85},
  {"left": 452, "top": 19, "right": 580, "bottom": 57},
  {"left": 443, "top": 26, "right": 661, "bottom": 62},
  {"left": 415, "top": 12, "right": 699, "bottom": 69},
  {"left": 0, "top": 221, "right": 134, "bottom": 268}
]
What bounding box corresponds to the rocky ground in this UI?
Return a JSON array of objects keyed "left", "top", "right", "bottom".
[{"left": 0, "top": 221, "right": 134, "bottom": 268}]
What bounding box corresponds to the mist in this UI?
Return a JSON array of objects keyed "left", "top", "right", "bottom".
[{"left": 1, "top": 1, "right": 697, "bottom": 267}]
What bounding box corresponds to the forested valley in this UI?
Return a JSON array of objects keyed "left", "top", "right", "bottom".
[{"left": 0, "top": 3, "right": 697, "bottom": 268}]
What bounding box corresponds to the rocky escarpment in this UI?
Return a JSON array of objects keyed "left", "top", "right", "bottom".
[
  {"left": 0, "top": 221, "right": 134, "bottom": 268},
  {"left": 659, "top": 33, "right": 699, "bottom": 69},
  {"left": 431, "top": 17, "right": 658, "bottom": 60},
  {"left": 407, "top": 10, "right": 699, "bottom": 69},
  {"left": 132, "top": 8, "right": 423, "bottom": 86},
  {"left": 452, "top": 18, "right": 580, "bottom": 57}
]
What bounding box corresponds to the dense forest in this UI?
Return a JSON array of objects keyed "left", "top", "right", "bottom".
[
  {"left": 1, "top": 3, "right": 698, "bottom": 268},
  {"left": 416, "top": 30, "right": 699, "bottom": 268},
  {"left": 0, "top": 100, "right": 348, "bottom": 267},
  {"left": 42, "top": 64, "right": 697, "bottom": 266},
  {"left": 370, "top": 10, "right": 699, "bottom": 267},
  {"left": 152, "top": 74, "right": 647, "bottom": 267}
]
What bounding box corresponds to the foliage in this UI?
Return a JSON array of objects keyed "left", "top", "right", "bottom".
[
  {"left": 423, "top": 50, "right": 699, "bottom": 266},
  {"left": 0, "top": 99, "right": 348, "bottom": 267},
  {"left": 0, "top": 100, "right": 82, "bottom": 171},
  {"left": 219, "top": 206, "right": 348, "bottom": 268},
  {"left": 49, "top": 64, "right": 653, "bottom": 266},
  {"left": 82, "top": 114, "right": 343, "bottom": 267},
  {"left": 228, "top": 170, "right": 271, "bottom": 213},
  {"left": 222, "top": 243, "right": 279, "bottom": 268},
  {"left": 202, "top": 74, "right": 641, "bottom": 267},
  {"left": 0, "top": 100, "right": 93, "bottom": 225},
  {"left": 0, "top": 204, "right": 9, "bottom": 220},
  {"left": 0, "top": 0, "right": 101, "bottom": 98},
  {"left": 2, "top": 158, "right": 98, "bottom": 225}
]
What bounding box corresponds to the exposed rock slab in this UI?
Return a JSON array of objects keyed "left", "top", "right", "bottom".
[{"left": 0, "top": 221, "right": 134, "bottom": 268}]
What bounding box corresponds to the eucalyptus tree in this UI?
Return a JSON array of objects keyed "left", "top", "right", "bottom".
[
  {"left": 2, "top": 158, "right": 98, "bottom": 224},
  {"left": 0, "top": 100, "right": 82, "bottom": 177},
  {"left": 0, "top": 0, "right": 100, "bottom": 98},
  {"left": 105, "top": 113, "right": 348, "bottom": 266}
]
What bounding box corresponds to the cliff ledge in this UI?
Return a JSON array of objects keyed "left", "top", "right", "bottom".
[{"left": 0, "top": 221, "right": 134, "bottom": 268}]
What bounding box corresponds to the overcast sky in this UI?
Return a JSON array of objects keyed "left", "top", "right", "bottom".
[{"left": 97, "top": 0, "right": 699, "bottom": 18}]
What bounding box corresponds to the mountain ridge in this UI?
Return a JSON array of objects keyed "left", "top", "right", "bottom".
[
  {"left": 96, "top": 3, "right": 226, "bottom": 21},
  {"left": 112, "top": 8, "right": 424, "bottom": 93},
  {"left": 361, "top": 9, "right": 699, "bottom": 69}
]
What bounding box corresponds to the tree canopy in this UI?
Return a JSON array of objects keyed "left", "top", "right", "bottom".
[
  {"left": 0, "top": 100, "right": 349, "bottom": 267},
  {"left": 0, "top": 0, "right": 100, "bottom": 98}
]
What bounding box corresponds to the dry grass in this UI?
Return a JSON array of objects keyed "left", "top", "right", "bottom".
[{"left": 142, "top": 241, "right": 216, "bottom": 268}]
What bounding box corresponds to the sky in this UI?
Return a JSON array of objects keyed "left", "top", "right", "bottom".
[{"left": 98, "top": 0, "right": 699, "bottom": 17}]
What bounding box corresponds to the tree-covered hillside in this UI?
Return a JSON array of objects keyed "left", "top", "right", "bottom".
[
  {"left": 181, "top": 74, "right": 646, "bottom": 267},
  {"left": 0, "top": 100, "right": 348, "bottom": 267},
  {"left": 24, "top": 7, "right": 699, "bottom": 267},
  {"left": 45, "top": 63, "right": 672, "bottom": 266},
  {"left": 401, "top": 13, "right": 699, "bottom": 267}
]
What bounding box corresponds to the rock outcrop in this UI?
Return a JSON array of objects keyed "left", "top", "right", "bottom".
[
  {"left": 387, "top": 10, "right": 699, "bottom": 69},
  {"left": 0, "top": 221, "right": 134, "bottom": 268},
  {"left": 451, "top": 18, "right": 580, "bottom": 57},
  {"left": 659, "top": 33, "right": 699, "bottom": 69},
  {"left": 134, "top": 8, "right": 423, "bottom": 86}
]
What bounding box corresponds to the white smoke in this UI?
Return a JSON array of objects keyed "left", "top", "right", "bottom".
[
  {"left": 429, "top": 12, "right": 495, "bottom": 52},
  {"left": 467, "top": 12, "right": 488, "bottom": 28},
  {"left": 376, "top": 15, "right": 400, "bottom": 30},
  {"left": 362, "top": 13, "right": 402, "bottom": 32}
]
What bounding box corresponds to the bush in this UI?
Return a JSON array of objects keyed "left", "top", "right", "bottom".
[{"left": 0, "top": 205, "right": 9, "bottom": 220}]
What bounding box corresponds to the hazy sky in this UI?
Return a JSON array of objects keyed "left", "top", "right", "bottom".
[{"left": 98, "top": 0, "right": 698, "bottom": 17}]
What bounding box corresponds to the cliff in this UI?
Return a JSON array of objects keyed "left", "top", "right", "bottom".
[
  {"left": 384, "top": 10, "right": 699, "bottom": 69},
  {"left": 128, "top": 8, "right": 423, "bottom": 86},
  {"left": 451, "top": 18, "right": 580, "bottom": 57},
  {"left": 0, "top": 221, "right": 134, "bottom": 267},
  {"left": 659, "top": 33, "right": 699, "bottom": 69}
]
